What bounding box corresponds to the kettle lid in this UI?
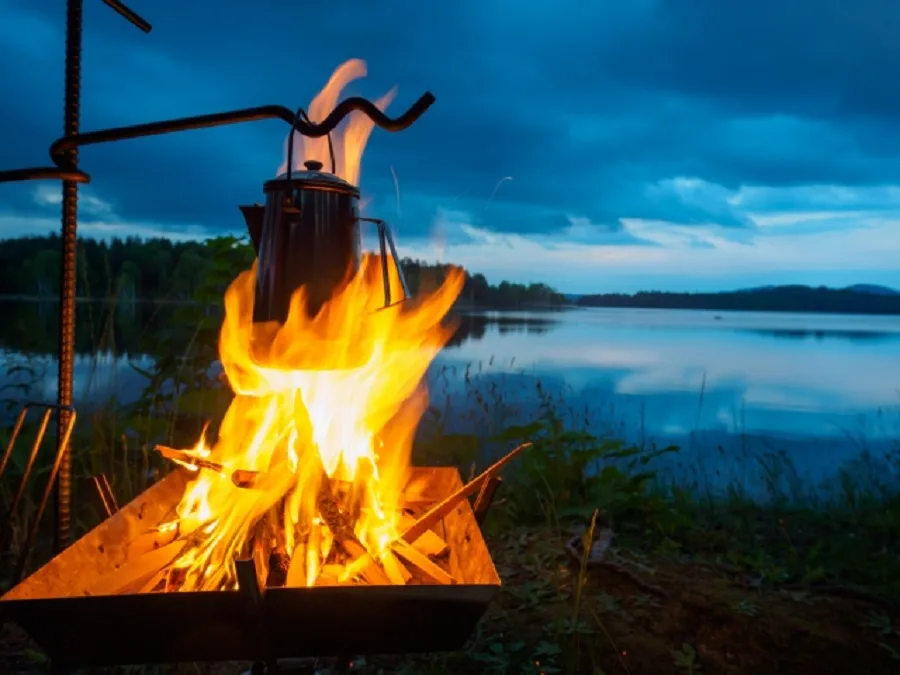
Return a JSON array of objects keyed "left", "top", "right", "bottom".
[{"left": 265, "top": 160, "right": 359, "bottom": 196}]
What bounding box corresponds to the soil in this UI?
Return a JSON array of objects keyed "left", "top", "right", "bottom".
[{"left": 1, "top": 526, "right": 898, "bottom": 674}]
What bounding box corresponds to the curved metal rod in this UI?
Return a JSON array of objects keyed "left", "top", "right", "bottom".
[
  {"left": 0, "top": 92, "right": 435, "bottom": 184},
  {"left": 47, "top": 92, "right": 435, "bottom": 169},
  {"left": 101, "top": 0, "right": 152, "bottom": 32},
  {"left": 0, "top": 167, "right": 90, "bottom": 183},
  {"left": 48, "top": 104, "right": 298, "bottom": 169},
  {"left": 299, "top": 92, "right": 437, "bottom": 138}
]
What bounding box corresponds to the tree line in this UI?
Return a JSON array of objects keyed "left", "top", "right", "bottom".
[
  {"left": 578, "top": 286, "right": 900, "bottom": 315},
  {"left": 0, "top": 234, "right": 568, "bottom": 310}
]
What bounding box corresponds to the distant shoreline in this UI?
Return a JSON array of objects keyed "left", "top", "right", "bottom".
[
  {"left": 576, "top": 285, "right": 900, "bottom": 316},
  {"left": 0, "top": 294, "right": 573, "bottom": 312},
  {"left": 4, "top": 289, "right": 900, "bottom": 316}
]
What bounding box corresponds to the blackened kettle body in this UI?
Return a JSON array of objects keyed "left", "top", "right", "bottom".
[{"left": 240, "top": 160, "right": 362, "bottom": 323}]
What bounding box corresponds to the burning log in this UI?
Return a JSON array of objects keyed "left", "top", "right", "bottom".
[
  {"left": 155, "top": 445, "right": 224, "bottom": 474},
  {"left": 315, "top": 477, "right": 392, "bottom": 586},
  {"left": 380, "top": 549, "right": 412, "bottom": 585},
  {"left": 286, "top": 540, "right": 309, "bottom": 588}
]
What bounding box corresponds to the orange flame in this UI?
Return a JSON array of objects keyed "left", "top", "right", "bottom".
[
  {"left": 157, "top": 60, "right": 462, "bottom": 591},
  {"left": 277, "top": 58, "right": 397, "bottom": 187}
]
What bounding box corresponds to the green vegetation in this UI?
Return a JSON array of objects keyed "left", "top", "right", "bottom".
[
  {"left": 1, "top": 236, "right": 899, "bottom": 674},
  {"left": 0, "top": 234, "right": 568, "bottom": 310},
  {"left": 578, "top": 285, "right": 900, "bottom": 315}
]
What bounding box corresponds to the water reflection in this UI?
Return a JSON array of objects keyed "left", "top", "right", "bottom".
[
  {"left": 445, "top": 312, "right": 559, "bottom": 348},
  {"left": 0, "top": 298, "right": 178, "bottom": 358},
  {"left": 742, "top": 328, "right": 899, "bottom": 343},
  {"left": 1, "top": 300, "right": 898, "bottom": 490}
]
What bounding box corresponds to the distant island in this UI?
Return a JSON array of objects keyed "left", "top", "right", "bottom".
[{"left": 577, "top": 284, "right": 900, "bottom": 315}]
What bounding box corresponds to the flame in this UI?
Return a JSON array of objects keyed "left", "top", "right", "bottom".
[
  {"left": 278, "top": 58, "right": 397, "bottom": 187},
  {"left": 154, "top": 61, "right": 463, "bottom": 591}
]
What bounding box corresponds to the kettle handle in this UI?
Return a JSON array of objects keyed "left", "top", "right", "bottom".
[
  {"left": 283, "top": 93, "right": 436, "bottom": 178},
  {"left": 359, "top": 217, "right": 412, "bottom": 308}
]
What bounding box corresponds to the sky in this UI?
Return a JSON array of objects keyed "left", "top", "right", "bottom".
[{"left": 1, "top": 0, "right": 899, "bottom": 294}]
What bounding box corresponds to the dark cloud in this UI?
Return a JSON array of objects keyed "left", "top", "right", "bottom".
[{"left": 2, "top": 0, "right": 900, "bottom": 244}]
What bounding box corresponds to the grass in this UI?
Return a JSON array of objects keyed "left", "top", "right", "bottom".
[{"left": 1, "top": 298, "right": 900, "bottom": 673}]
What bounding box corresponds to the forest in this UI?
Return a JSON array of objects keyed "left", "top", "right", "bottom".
[
  {"left": 578, "top": 285, "right": 900, "bottom": 315},
  {"left": 0, "top": 234, "right": 568, "bottom": 310}
]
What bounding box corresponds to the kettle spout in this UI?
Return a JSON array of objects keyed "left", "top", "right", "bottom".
[{"left": 239, "top": 204, "right": 265, "bottom": 253}]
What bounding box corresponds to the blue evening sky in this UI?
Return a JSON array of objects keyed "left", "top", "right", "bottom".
[{"left": 1, "top": 0, "right": 899, "bottom": 294}]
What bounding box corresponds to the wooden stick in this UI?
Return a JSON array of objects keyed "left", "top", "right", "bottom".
[
  {"left": 138, "top": 567, "right": 171, "bottom": 594},
  {"left": 315, "top": 474, "right": 392, "bottom": 585},
  {"left": 401, "top": 442, "right": 531, "bottom": 544},
  {"left": 380, "top": 549, "right": 411, "bottom": 585},
  {"left": 155, "top": 445, "right": 225, "bottom": 473},
  {"left": 411, "top": 529, "right": 449, "bottom": 558},
  {"left": 286, "top": 541, "right": 308, "bottom": 588},
  {"left": 392, "top": 540, "right": 455, "bottom": 585}
]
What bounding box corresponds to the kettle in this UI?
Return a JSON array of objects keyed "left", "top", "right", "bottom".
[{"left": 239, "top": 162, "right": 410, "bottom": 324}]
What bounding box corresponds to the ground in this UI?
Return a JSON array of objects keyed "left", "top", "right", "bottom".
[{"left": 2, "top": 526, "right": 898, "bottom": 674}]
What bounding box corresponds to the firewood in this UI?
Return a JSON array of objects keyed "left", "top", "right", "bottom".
[
  {"left": 315, "top": 476, "right": 391, "bottom": 585},
  {"left": 399, "top": 513, "right": 448, "bottom": 557},
  {"left": 315, "top": 564, "right": 348, "bottom": 587},
  {"left": 411, "top": 529, "right": 449, "bottom": 558},
  {"left": 138, "top": 567, "right": 171, "bottom": 594},
  {"left": 87, "top": 539, "right": 186, "bottom": 596},
  {"left": 380, "top": 549, "right": 411, "bottom": 585},
  {"left": 263, "top": 505, "right": 288, "bottom": 588},
  {"left": 155, "top": 445, "right": 225, "bottom": 473},
  {"left": 286, "top": 541, "right": 308, "bottom": 588},
  {"left": 401, "top": 442, "right": 530, "bottom": 544},
  {"left": 232, "top": 468, "right": 261, "bottom": 488},
  {"left": 392, "top": 540, "right": 455, "bottom": 585},
  {"left": 267, "top": 548, "right": 290, "bottom": 588}
]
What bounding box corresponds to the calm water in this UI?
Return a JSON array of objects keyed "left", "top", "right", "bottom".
[{"left": 2, "top": 300, "right": 899, "bottom": 490}]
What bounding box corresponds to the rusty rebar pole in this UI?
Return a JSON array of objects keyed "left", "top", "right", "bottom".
[{"left": 54, "top": 0, "right": 85, "bottom": 554}]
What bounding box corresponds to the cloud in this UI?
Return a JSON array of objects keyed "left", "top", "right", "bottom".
[{"left": 2, "top": 0, "right": 900, "bottom": 291}]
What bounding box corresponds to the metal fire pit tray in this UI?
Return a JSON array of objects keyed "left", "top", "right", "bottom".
[{"left": 0, "top": 467, "right": 500, "bottom": 668}]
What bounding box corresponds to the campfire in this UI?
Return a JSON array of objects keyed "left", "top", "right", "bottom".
[{"left": 1, "top": 60, "right": 526, "bottom": 668}]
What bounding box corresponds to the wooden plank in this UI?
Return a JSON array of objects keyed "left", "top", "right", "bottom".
[
  {"left": 411, "top": 529, "right": 449, "bottom": 558},
  {"left": 392, "top": 540, "right": 455, "bottom": 585},
  {"left": 380, "top": 549, "right": 411, "bottom": 585}
]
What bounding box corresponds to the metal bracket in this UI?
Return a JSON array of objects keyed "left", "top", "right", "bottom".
[
  {"left": 235, "top": 556, "right": 277, "bottom": 674},
  {"left": 359, "top": 217, "right": 413, "bottom": 308},
  {"left": 473, "top": 475, "right": 503, "bottom": 527}
]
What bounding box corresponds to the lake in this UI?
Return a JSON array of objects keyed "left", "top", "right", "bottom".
[{"left": 2, "top": 299, "right": 899, "bottom": 494}]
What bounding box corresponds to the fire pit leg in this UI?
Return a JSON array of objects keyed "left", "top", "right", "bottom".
[
  {"left": 235, "top": 557, "right": 278, "bottom": 675},
  {"left": 473, "top": 475, "right": 503, "bottom": 527}
]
